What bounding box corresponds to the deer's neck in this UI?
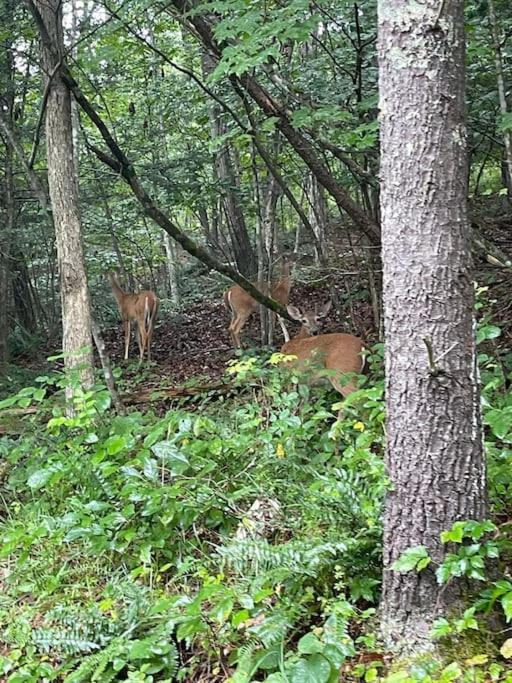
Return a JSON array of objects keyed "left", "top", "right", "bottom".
[
  {"left": 295, "top": 325, "right": 312, "bottom": 340},
  {"left": 280, "top": 263, "right": 292, "bottom": 289},
  {"left": 109, "top": 277, "right": 127, "bottom": 304}
]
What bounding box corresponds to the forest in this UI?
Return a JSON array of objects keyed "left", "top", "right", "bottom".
[{"left": 1, "top": 0, "right": 512, "bottom": 681}]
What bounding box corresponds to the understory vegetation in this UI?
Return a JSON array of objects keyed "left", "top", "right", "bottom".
[{"left": 1, "top": 306, "right": 511, "bottom": 682}]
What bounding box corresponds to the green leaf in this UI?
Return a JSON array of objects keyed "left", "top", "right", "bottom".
[
  {"left": 212, "top": 597, "right": 233, "bottom": 625},
  {"left": 391, "top": 546, "right": 431, "bottom": 573},
  {"left": 384, "top": 673, "right": 414, "bottom": 683},
  {"left": 476, "top": 324, "right": 501, "bottom": 344},
  {"left": 298, "top": 633, "right": 324, "bottom": 655},
  {"left": 151, "top": 440, "right": 190, "bottom": 475},
  {"left": 290, "top": 655, "right": 331, "bottom": 683},
  {"left": 431, "top": 618, "right": 453, "bottom": 639},
  {"left": 105, "top": 434, "right": 127, "bottom": 455},
  {"left": 439, "top": 662, "right": 462, "bottom": 681},
  {"left": 27, "top": 468, "right": 52, "bottom": 489},
  {"left": 142, "top": 456, "right": 158, "bottom": 481},
  {"left": 501, "top": 592, "right": 512, "bottom": 622},
  {"left": 484, "top": 408, "right": 512, "bottom": 440},
  {"left": 33, "top": 388, "right": 46, "bottom": 402},
  {"left": 231, "top": 609, "right": 250, "bottom": 628}
]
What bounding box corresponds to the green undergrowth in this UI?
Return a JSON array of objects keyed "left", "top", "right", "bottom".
[{"left": 0, "top": 326, "right": 511, "bottom": 682}]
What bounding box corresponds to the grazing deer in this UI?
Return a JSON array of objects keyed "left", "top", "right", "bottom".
[
  {"left": 281, "top": 300, "right": 365, "bottom": 405},
  {"left": 107, "top": 272, "right": 159, "bottom": 362},
  {"left": 223, "top": 253, "right": 296, "bottom": 348}
]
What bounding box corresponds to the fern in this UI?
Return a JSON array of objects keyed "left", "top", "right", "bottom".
[
  {"left": 32, "top": 626, "right": 99, "bottom": 654},
  {"left": 63, "top": 637, "right": 123, "bottom": 683},
  {"left": 219, "top": 537, "right": 348, "bottom": 578}
]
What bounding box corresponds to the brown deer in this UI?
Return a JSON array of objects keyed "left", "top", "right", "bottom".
[
  {"left": 281, "top": 300, "right": 365, "bottom": 404},
  {"left": 223, "top": 253, "right": 296, "bottom": 348},
  {"left": 107, "top": 272, "right": 159, "bottom": 362}
]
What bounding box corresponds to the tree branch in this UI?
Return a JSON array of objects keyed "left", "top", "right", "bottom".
[{"left": 25, "top": 0, "right": 292, "bottom": 319}]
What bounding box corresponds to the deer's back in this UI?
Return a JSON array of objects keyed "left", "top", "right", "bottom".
[
  {"left": 225, "top": 285, "right": 260, "bottom": 314},
  {"left": 122, "top": 290, "right": 158, "bottom": 318},
  {"left": 281, "top": 333, "right": 364, "bottom": 374}
]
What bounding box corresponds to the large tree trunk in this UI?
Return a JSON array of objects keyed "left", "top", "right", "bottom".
[
  {"left": 378, "top": 0, "right": 487, "bottom": 654},
  {"left": 36, "top": 0, "right": 94, "bottom": 400}
]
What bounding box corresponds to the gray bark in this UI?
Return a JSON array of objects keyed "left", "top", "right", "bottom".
[
  {"left": 378, "top": 0, "right": 486, "bottom": 653},
  {"left": 307, "top": 174, "right": 327, "bottom": 264},
  {"left": 36, "top": 0, "right": 94, "bottom": 402}
]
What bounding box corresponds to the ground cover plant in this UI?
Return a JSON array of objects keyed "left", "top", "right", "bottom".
[{"left": 1, "top": 310, "right": 511, "bottom": 681}]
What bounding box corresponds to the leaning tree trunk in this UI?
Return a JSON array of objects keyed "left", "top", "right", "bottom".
[
  {"left": 378, "top": 0, "right": 487, "bottom": 654},
  {"left": 36, "top": 0, "right": 94, "bottom": 401}
]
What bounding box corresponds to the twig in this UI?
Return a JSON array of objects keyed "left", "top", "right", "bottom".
[{"left": 423, "top": 337, "right": 458, "bottom": 377}]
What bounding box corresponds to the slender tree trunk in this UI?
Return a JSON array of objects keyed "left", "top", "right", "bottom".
[
  {"left": 378, "top": 0, "right": 486, "bottom": 654},
  {"left": 91, "top": 319, "right": 124, "bottom": 414},
  {"left": 35, "top": 0, "right": 94, "bottom": 403},
  {"left": 163, "top": 231, "right": 180, "bottom": 306},
  {"left": 261, "top": 174, "right": 280, "bottom": 344},
  {"left": 0, "top": 144, "right": 14, "bottom": 370},
  {"left": 308, "top": 174, "right": 327, "bottom": 264},
  {"left": 202, "top": 49, "right": 256, "bottom": 277},
  {"left": 11, "top": 245, "right": 37, "bottom": 334},
  {"left": 488, "top": 0, "right": 512, "bottom": 200}
]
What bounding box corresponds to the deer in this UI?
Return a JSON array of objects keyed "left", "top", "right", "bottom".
[
  {"left": 280, "top": 300, "right": 365, "bottom": 408},
  {"left": 107, "top": 272, "right": 159, "bottom": 362},
  {"left": 223, "top": 253, "right": 296, "bottom": 348}
]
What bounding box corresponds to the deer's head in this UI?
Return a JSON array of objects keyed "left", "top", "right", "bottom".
[{"left": 286, "top": 300, "right": 332, "bottom": 336}]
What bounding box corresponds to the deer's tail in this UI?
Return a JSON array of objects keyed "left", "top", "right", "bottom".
[
  {"left": 144, "top": 296, "right": 158, "bottom": 334},
  {"left": 223, "top": 290, "right": 233, "bottom": 312}
]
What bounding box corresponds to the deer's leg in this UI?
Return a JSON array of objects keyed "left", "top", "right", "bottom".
[
  {"left": 227, "top": 311, "right": 237, "bottom": 347},
  {"left": 136, "top": 324, "right": 144, "bottom": 362},
  {"left": 123, "top": 320, "right": 131, "bottom": 360},
  {"left": 147, "top": 328, "right": 152, "bottom": 361},
  {"left": 147, "top": 303, "right": 158, "bottom": 362},
  {"left": 231, "top": 314, "right": 249, "bottom": 349}
]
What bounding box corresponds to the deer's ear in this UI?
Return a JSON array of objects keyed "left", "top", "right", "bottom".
[
  {"left": 318, "top": 300, "right": 332, "bottom": 318},
  {"left": 287, "top": 305, "right": 303, "bottom": 321}
]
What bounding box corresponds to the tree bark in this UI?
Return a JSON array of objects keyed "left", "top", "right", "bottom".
[
  {"left": 307, "top": 174, "right": 327, "bottom": 264},
  {"left": 35, "top": 0, "right": 94, "bottom": 402},
  {"left": 378, "top": 0, "right": 487, "bottom": 654}
]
